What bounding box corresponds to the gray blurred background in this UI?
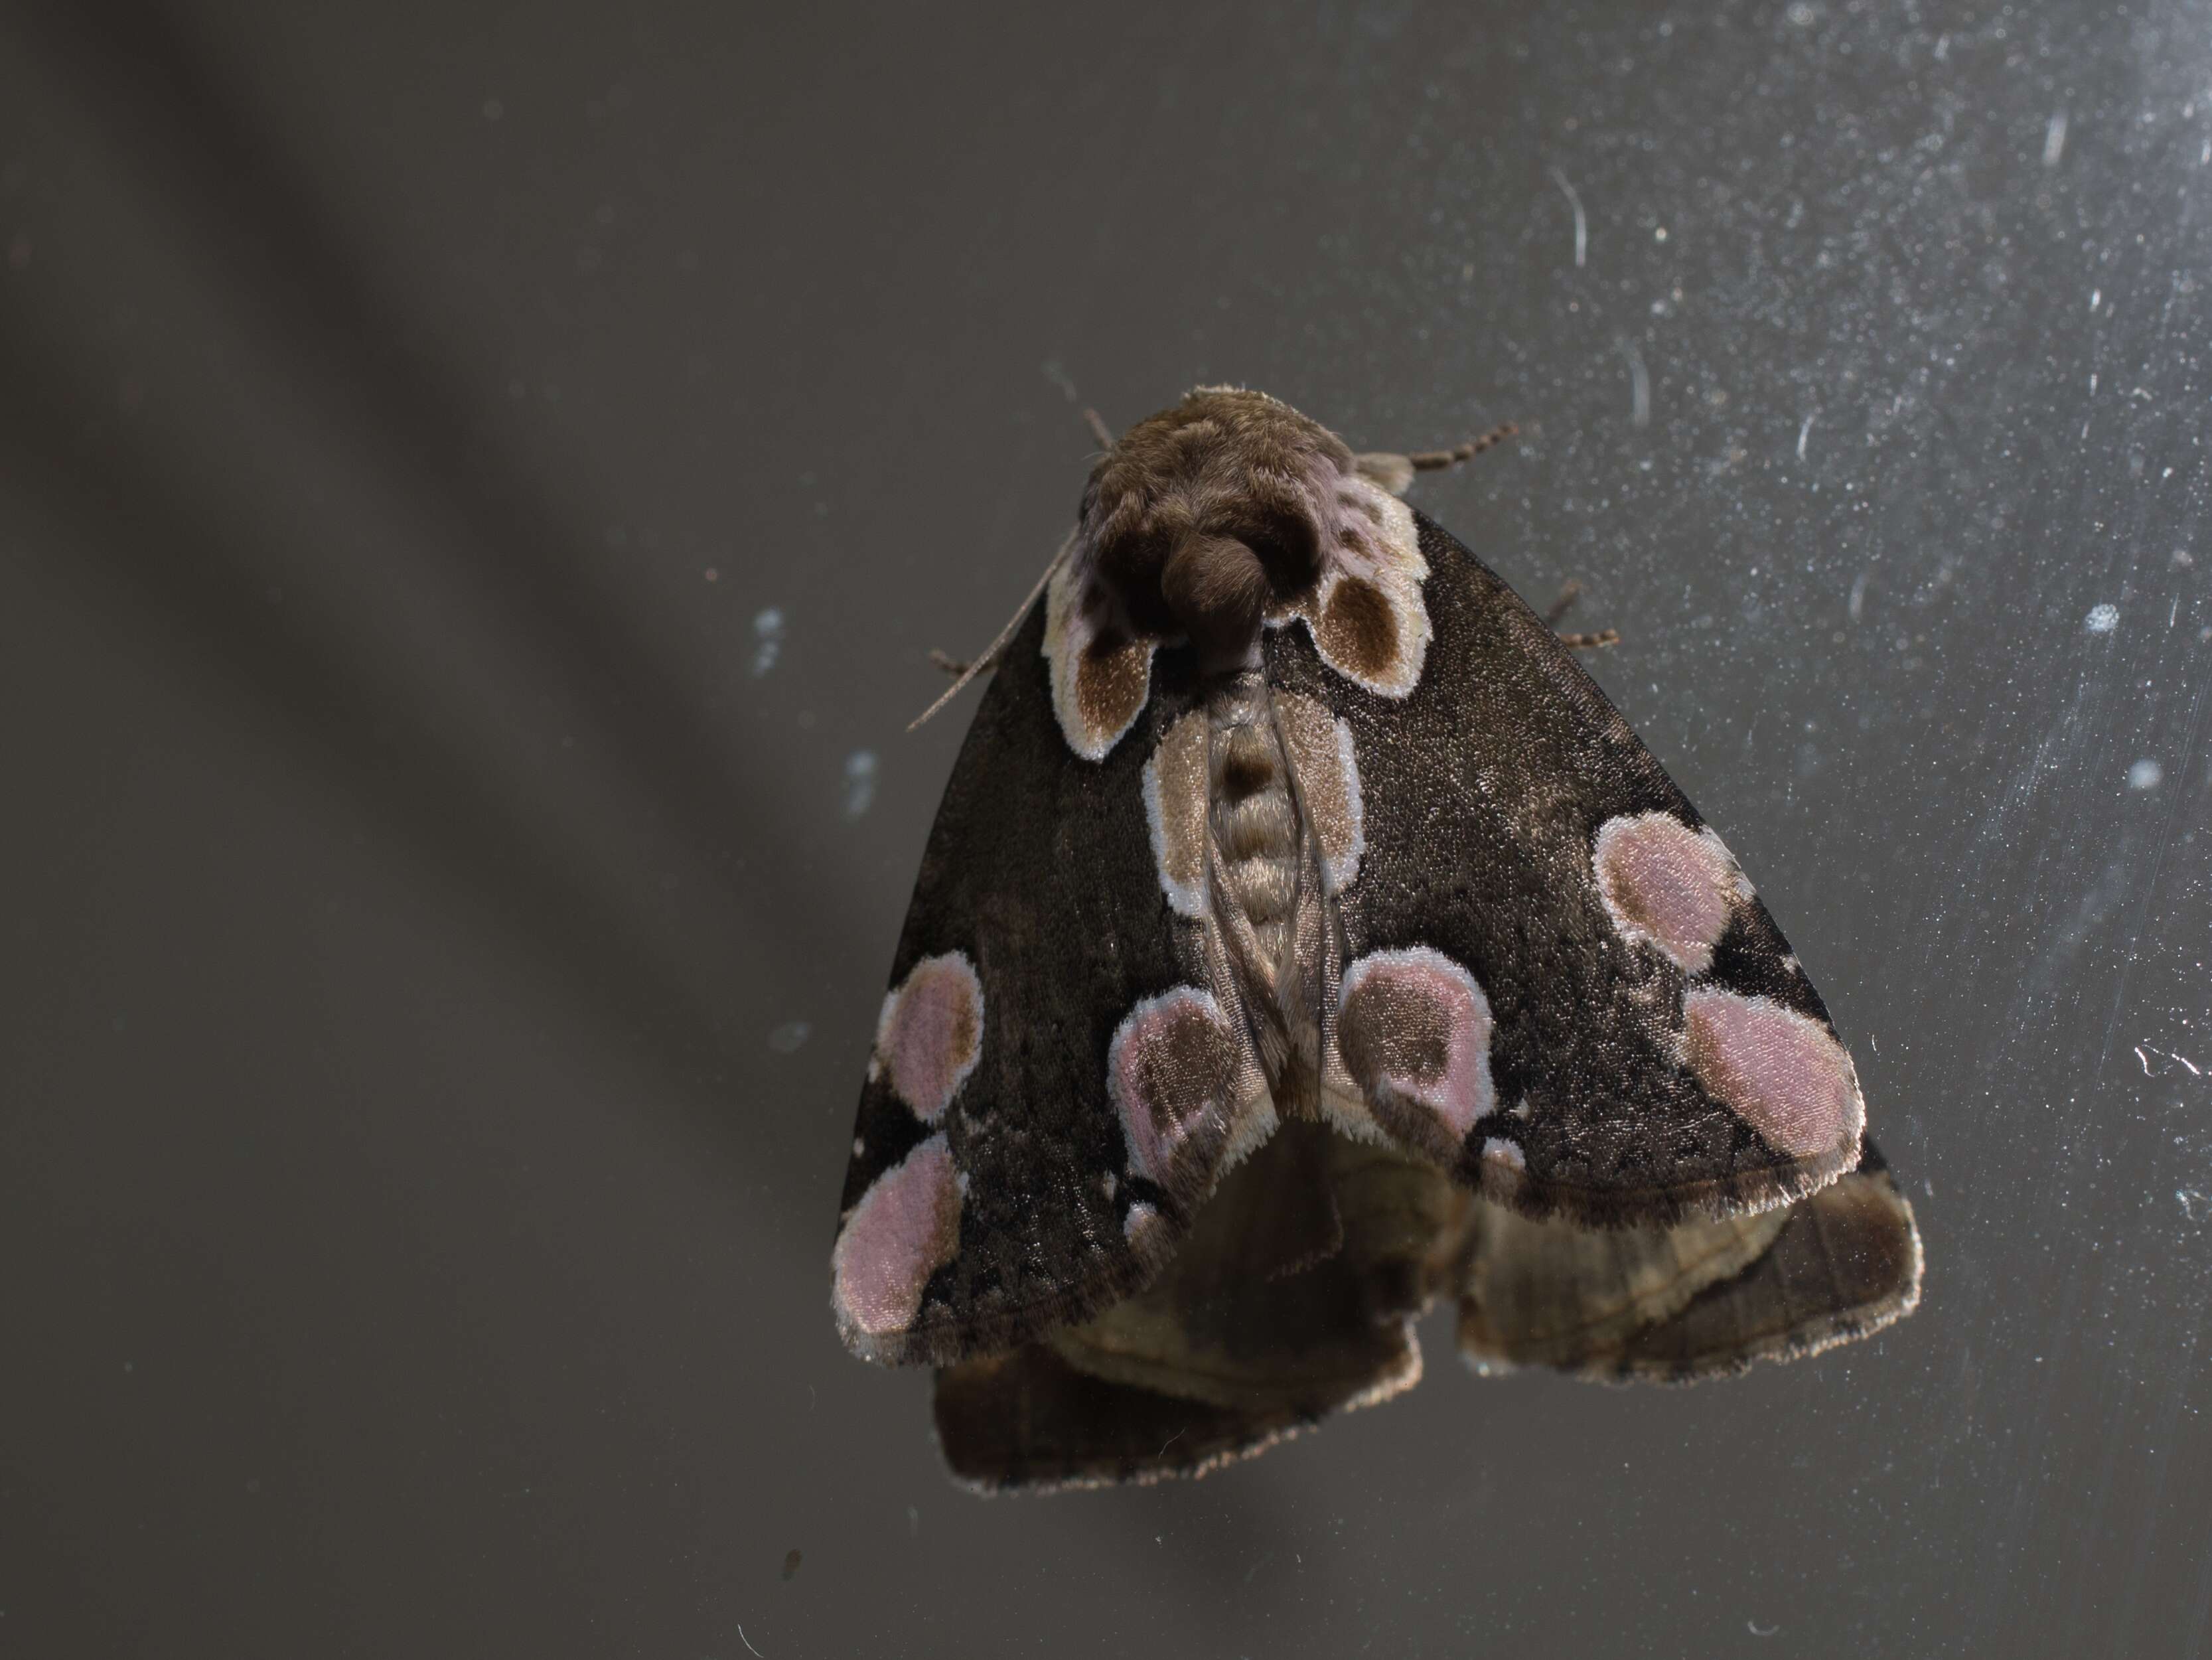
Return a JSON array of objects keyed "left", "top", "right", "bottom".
[{"left": 3, "top": 1, "right": 2208, "bottom": 1654}]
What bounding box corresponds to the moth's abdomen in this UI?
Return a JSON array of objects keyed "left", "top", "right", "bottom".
[
  {"left": 1210, "top": 710, "right": 1301, "bottom": 961},
  {"left": 1180, "top": 674, "right": 1340, "bottom": 1118}
]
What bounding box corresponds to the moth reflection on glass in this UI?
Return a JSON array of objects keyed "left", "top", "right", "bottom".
[{"left": 833, "top": 387, "right": 1922, "bottom": 1490}]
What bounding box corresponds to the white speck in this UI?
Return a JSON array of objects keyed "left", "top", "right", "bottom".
[
  {"left": 1785, "top": 1, "right": 1816, "bottom": 24},
  {"left": 2179, "top": 1189, "right": 2209, "bottom": 1223},
  {"left": 753, "top": 607, "right": 786, "bottom": 677},
  {"left": 1797, "top": 412, "right": 1815, "bottom": 461},
  {"left": 768, "top": 1019, "right": 812, "bottom": 1053},
  {"left": 1550, "top": 167, "right": 1587, "bottom": 268},
  {"left": 843, "top": 749, "right": 879, "bottom": 818},
  {"left": 1848, "top": 568, "right": 1868, "bottom": 621},
  {"left": 2139, "top": 1045, "right": 2155, "bottom": 1075},
  {"left": 1749, "top": 1620, "right": 1783, "bottom": 1638},
  {"left": 2128, "top": 758, "right": 2164, "bottom": 791},
  {"left": 738, "top": 1623, "right": 765, "bottom": 1659},
  {"left": 1620, "top": 339, "right": 1650, "bottom": 427},
  {"left": 1481, "top": 1136, "right": 1526, "bottom": 1170},
  {"left": 2176, "top": 550, "right": 2196, "bottom": 569},
  {"left": 1653, "top": 225, "right": 1668, "bottom": 242},
  {"left": 2043, "top": 110, "right": 2068, "bottom": 167},
  {"left": 2089, "top": 288, "right": 2101, "bottom": 311},
  {"left": 2085, "top": 603, "right": 2119, "bottom": 635}
]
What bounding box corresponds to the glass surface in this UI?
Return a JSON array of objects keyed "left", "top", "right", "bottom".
[{"left": 2, "top": 1, "right": 2206, "bottom": 1653}]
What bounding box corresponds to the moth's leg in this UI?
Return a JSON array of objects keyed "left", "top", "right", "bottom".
[
  {"left": 1083, "top": 407, "right": 1116, "bottom": 451},
  {"left": 909, "top": 533, "right": 1077, "bottom": 729},
  {"left": 1354, "top": 421, "right": 1519, "bottom": 496},
  {"left": 1544, "top": 578, "right": 1621, "bottom": 651}
]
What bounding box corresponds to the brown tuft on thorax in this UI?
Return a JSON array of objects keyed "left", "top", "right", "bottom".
[{"left": 1080, "top": 388, "right": 1352, "bottom": 670}]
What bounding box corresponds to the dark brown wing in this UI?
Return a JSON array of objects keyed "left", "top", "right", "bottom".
[
  {"left": 1276, "top": 511, "right": 1869, "bottom": 1227},
  {"left": 834, "top": 601, "right": 1244, "bottom": 1366}
]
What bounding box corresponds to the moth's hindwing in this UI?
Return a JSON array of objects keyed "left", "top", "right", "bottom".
[
  {"left": 1457, "top": 1136, "right": 1922, "bottom": 1382},
  {"left": 1274, "top": 510, "right": 1869, "bottom": 1228},
  {"left": 932, "top": 1122, "right": 1457, "bottom": 1491},
  {"left": 834, "top": 601, "right": 1234, "bottom": 1367}
]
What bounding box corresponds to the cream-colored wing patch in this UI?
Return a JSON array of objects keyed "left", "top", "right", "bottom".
[
  {"left": 1142, "top": 711, "right": 1211, "bottom": 916},
  {"left": 1301, "top": 477, "right": 1432, "bottom": 698},
  {"left": 1043, "top": 560, "right": 1155, "bottom": 761}
]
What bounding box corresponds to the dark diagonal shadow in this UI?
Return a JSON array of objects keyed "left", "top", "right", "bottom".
[{"left": 5, "top": 0, "right": 871, "bottom": 1184}]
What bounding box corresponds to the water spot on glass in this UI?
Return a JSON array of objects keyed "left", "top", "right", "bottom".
[
  {"left": 2084, "top": 603, "right": 2119, "bottom": 635},
  {"left": 781, "top": 1548, "right": 803, "bottom": 1581},
  {"left": 2128, "top": 759, "right": 2164, "bottom": 791},
  {"left": 768, "top": 1020, "right": 812, "bottom": 1054},
  {"left": 753, "top": 607, "right": 785, "bottom": 677},
  {"left": 844, "top": 749, "right": 879, "bottom": 818}
]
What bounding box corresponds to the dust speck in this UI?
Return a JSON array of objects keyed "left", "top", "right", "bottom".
[
  {"left": 2084, "top": 603, "right": 2118, "bottom": 635},
  {"left": 753, "top": 607, "right": 786, "bottom": 677},
  {"left": 843, "top": 750, "right": 879, "bottom": 819},
  {"left": 768, "top": 1020, "right": 812, "bottom": 1054},
  {"left": 2127, "top": 758, "right": 2163, "bottom": 791}
]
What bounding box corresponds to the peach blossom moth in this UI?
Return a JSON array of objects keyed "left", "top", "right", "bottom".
[{"left": 832, "top": 388, "right": 1921, "bottom": 1489}]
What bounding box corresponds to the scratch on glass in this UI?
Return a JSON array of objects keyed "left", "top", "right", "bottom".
[{"left": 1550, "top": 167, "right": 1587, "bottom": 267}]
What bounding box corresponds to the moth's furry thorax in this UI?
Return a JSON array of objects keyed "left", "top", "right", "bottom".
[{"left": 1080, "top": 387, "right": 1355, "bottom": 669}]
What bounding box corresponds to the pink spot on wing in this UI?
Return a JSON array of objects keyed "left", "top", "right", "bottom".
[
  {"left": 1593, "top": 812, "right": 1744, "bottom": 974},
  {"left": 1337, "top": 946, "right": 1496, "bottom": 1144},
  {"left": 875, "top": 953, "right": 984, "bottom": 1122},
  {"left": 832, "top": 1134, "right": 963, "bottom": 1338},
  {"left": 1108, "top": 987, "right": 1238, "bottom": 1189},
  {"left": 1684, "top": 989, "right": 1864, "bottom": 1158}
]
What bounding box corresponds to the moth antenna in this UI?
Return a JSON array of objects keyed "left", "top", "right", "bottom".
[
  {"left": 907, "top": 535, "right": 1075, "bottom": 731},
  {"left": 1082, "top": 406, "right": 1116, "bottom": 451},
  {"left": 928, "top": 648, "right": 970, "bottom": 677},
  {"left": 1544, "top": 578, "right": 1618, "bottom": 647},
  {"left": 1406, "top": 421, "right": 1520, "bottom": 472}
]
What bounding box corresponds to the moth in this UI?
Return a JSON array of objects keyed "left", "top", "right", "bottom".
[{"left": 834, "top": 387, "right": 1921, "bottom": 1489}]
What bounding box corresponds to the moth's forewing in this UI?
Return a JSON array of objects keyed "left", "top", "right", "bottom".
[
  {"left": 833, "top": 618, "right": 1220, "bottom": 1367},
  {"left": 1276, "top": 512, "right": 1866, "bottom": 1228}
]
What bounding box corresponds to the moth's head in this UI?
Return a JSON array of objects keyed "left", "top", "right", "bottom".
[{"left": 1077, "top": 387, "right": 1353, "bottom": 669}]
